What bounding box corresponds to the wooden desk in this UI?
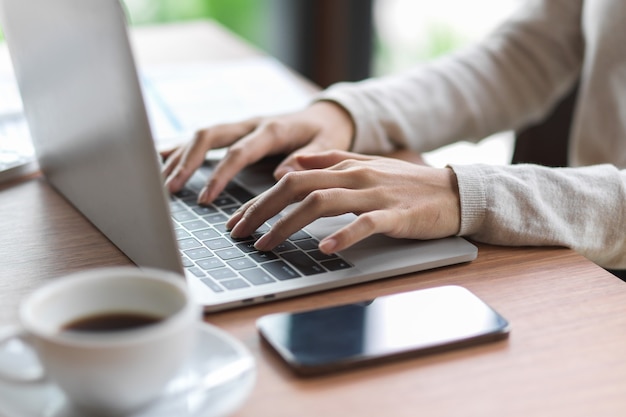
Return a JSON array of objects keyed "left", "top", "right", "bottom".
[{"left": 2, "top": 21, "right": 626, "bottom": 417}]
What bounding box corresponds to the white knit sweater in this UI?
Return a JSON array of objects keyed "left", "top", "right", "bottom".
[{"left": 318, "top": 0, "right": 626, "bottom": 269}]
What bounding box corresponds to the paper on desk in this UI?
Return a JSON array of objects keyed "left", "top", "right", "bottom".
[
  {"left": 0, "top": 69, "right": 22, "bottom": 117},
  {"left": 140, "top": 56, "right": 313, "bottom": 151},
  {"left": 0, "top": 70, "right": 37, "bottom": 181}
]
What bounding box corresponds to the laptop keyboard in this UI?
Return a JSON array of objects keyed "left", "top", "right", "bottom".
[{"left": 170, "top": 178, "right": 353, "bottom": 294}]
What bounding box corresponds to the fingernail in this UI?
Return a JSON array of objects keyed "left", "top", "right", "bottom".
[
  {"left": 198, "top": 186, "right": 211, "bottom": 204},
  {"left": 229, "top": 218, "right": 247, "bottom": 238},
  {"left": 226, "top": 208, "right": 243, "bottom": 228},
  {"left": 274, "top": 166, "right": 293, "bottom": 179},
  {"left": 165, "top": 175, "right": 179, "bottom": 192},
  {"left": 319, "top": 238, "right": 337, "bottom": 254},
  {"left": 164, "top": 177, "right": 173, "bottom": 192},
  {"left": 254, "top": 233, "right": 271, "bottom": 251}
]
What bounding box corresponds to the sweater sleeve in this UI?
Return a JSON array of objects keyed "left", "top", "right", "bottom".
[
  {"left": 450, "top": 163, "right": 626, "bottom": 269},
  {"left": 316, "top": 0, "right": 584, "bottom": 155}
]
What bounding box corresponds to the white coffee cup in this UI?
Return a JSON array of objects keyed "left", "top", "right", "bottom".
[{"left": 0, "top": 267, "right": 200, "bottom": 416}]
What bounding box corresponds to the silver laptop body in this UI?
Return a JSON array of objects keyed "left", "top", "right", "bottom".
[{"left": 0, "top": 0, "right": 477, "bottom": 311}]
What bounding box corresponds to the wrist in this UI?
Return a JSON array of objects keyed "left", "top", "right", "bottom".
[
  {"left": 445, "top": 167, "right": 462, "bottom": 235},
  {"left": 310, "top": 100, "right": 355, "bottom": 151}
]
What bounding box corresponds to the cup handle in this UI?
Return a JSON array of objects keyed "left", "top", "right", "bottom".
[{"left": 0, "top": 325, "right": 47, "bottom": 383}]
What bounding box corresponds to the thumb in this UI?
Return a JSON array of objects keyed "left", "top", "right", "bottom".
[
  {"left": 295, "top": 150, "right": 376, "bottom": 170},
  {"left": 272, "top": 141, "right": 329, "bottom": 179}
]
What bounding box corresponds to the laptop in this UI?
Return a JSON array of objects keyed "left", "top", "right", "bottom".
[
  {"left": 0, "top": 67, "right": 37, "bottom": 183},
  {"left": 0, "top": 0, "right": 477, "bottom": 311}
]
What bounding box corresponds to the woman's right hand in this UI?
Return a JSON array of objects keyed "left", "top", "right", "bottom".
[{"left": 161, "top": 100, "right": 354, "bottom": 205}]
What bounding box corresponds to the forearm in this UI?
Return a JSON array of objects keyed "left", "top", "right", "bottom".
[
  {"left": 450, "top": 163, "right": 626, "bottom": 269},
  {"left": 317, "top": 0, "right": 583, "bottom": 155}
]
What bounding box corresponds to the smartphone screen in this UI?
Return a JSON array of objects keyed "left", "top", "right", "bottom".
[{"left": 256, "top": 285, "right": 509, "bottom": 375}]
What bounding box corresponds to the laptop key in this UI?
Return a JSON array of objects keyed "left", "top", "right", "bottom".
[
  {"left": 203, "top": 213, "right": 229, "bottom": 224},
  {"left": 184, "top": 247, "right": 213, "bottom": 260},
  {"left": 186, "top": 174, "right": 207, "bottom": 192},
  {"left": 249, "top": 251, "right": 278, "bottom": 263},
  {"left": 255, "top": 223, "right": 271, "bottom": 234},
  {"left": 181, "top": 219, "right": 210, "bottom": 231},
  {"left": 196, "top": 258, "right": 225, "bottom": 270},
  {"left": 174, "top": 229, "right": 191, "bottom": 239},
  {"left": 208, "top": 268, "right": 238, "bottom": 280},
  {"left": 322, "top": 258, "right": 353, "bottom": 271},
  {"left": 187, "top": 267, "right": 205, "bottom": 278},
  {"left": 200, "top": 278, "right": 224, "bottom": 293},
  {"left": 221, "top": 206, "right": 240, "bottom": 215},
  {"left": 221, "top": 279, "right": 250, "bottom": 290},
  {"left": 193, "top": 228, "right": 220, "bottom": 240},
  {"left": 169, "top": 201, "right": 186, "bottom": 213},
  {"left": 204, "top": 237, "right": 233, "bottom": 250},
  {"left": 236, "top": 241, "right": 258, "bottom": 253},
  {"left": 307, "top": 249, "right": 338, "bottom": 261},
  {"left": 224, "top": 233, "right": 254, "bottom": 243},
  {"left": 273, "top": 241, "right": 296, "bottom": 253},
  {"left": 175, "top": 188, "right": 196, "bottom": 199},
  {"left": 177, "top": 237, "right": 202, "bottom": 250},
  {"left": 172, "top": 211, "right": 197, "bottom": 223},
  {"left": 182, "top": 199, "right": 199, "bottom": 208},
  {"left": 266, "top": 214, "right": 282, "bottom": 226},
  {"left": 227, "top": 258, "right": 256, "bottom": 271},
  {"left": 281, "top": 251, "right": 325, "bottom": 275},
  {"left": 181, "top": 257, "right": 194, "bottom": 268},
  {"left": 262, "top": 260, "right": 300, "bottom": 280},
  {"left": 215, "top": 247, "right": 244, "bottom": 260},
  {"left": 193, "top": 205, "right": 218, "bottom": 215},
  {"left": 225, "top": 183, "right": 254, "bottom": 203},
  {"left": 213, "top": 223, "right": 229, "bottom": 233},
  {"left": 288, "top": 230, "right": 311, "bottom": 241},
  {"left": 294, "top": 238, "right": 319, "bottom": 251},
  {"left": 241, "top": 268, "right": 276, "bottom": 285},
  {"left": 213, "top": 196, "right": 237, "bottom": 207}
]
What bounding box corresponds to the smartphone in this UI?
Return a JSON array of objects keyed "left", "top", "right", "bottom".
[{"left": 256, "top": 285, "right": 510, "bottom": 376}]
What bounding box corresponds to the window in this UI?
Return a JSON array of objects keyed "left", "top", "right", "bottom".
[
  {"left": 373, "top": 0, "right": 521, "bottom": 166},
  {"left": 374, "top": 0, "right": 521, "bottom": 74}
]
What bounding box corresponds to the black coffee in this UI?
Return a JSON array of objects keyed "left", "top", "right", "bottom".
[{"left": 61, "top": 312, "right": 163, "bottom": 333}]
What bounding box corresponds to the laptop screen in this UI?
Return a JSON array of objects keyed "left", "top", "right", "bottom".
[{"left": 0, "top": 0, "right": 183, "bottom": 273}]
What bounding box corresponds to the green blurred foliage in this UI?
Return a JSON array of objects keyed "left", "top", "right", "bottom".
[
  {"left": 423, "top": 23, "right": 465, "bottom": 59},
  {"left": 374, "top": 22, "right": 465, "bottom": 75},
  {"left": 0, "top": 0, "right": 265, "bottom": 46},
  {"left": 123, "top": 0, "right": 266, "bottom": 48}
]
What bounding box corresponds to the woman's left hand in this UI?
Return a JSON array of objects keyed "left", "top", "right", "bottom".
[{"left": 226, "top": 150, "right": 462, "bottom": 254}]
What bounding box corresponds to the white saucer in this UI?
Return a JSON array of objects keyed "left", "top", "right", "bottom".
[{"left": 0, "top": 322, "right": 256, "bottom": 417}]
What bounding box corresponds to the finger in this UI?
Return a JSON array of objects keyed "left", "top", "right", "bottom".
[
  {"left": 274, "top": 149, "right": 377, "bottom": 180},
  {"left": 253, "top": 188, "right": 368, "bottom": 251},
  {"left": 164, "top": 121, "right": 258, "bottom": 193},
  {"left": 319, "top": 210, "right": 398, "bottom": 254},
  {"left": 295, "top": 150, "right": 377, "bottom": 170},
  {"left": 161, "top": 145, "right": 184, "bottom": 177},
  {"left": 162, "top": 135, "right": 211, "bottom": 193},
  {"left": 159, "top": 146, "right": 178, "bottom": 160},
  {"left": 205, "top": 118, "right": 262, "bottom": 149},
  {"left": 272, "top": 138, "right": 345, "bottom": 179},
  {"left": 162, "top": 147, "right": 191, "bottom": 193},
  {"left": 224, "top": 194, "right": 261, "bottom": 230},
  {"left": 198, "top": 119, "right": 314, "bottom": 204},
  {"left": 272, "top": 143, "right": 323, "bottom": 179},
  {"left": 228, "top": 169, "right": 356, "bottom": 239}
]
